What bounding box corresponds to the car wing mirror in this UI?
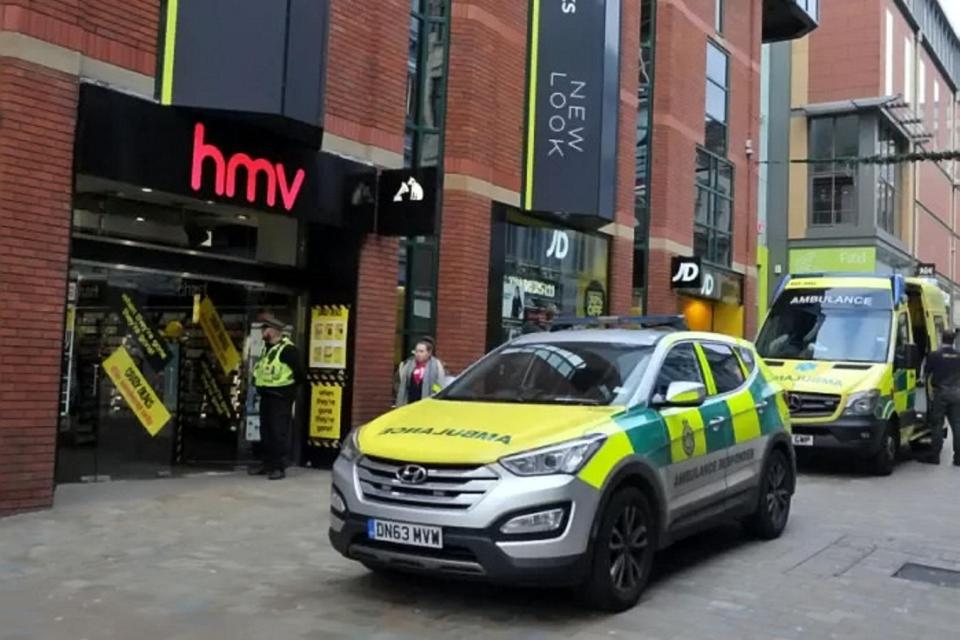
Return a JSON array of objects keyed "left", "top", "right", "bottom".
[{"left": 657, "top": 381, "right": 706, "bottom": 408}]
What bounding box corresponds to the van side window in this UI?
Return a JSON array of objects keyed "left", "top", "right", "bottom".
[
  {"left": 896, "top": 313, "right": 910, "bottom": 356},
  {"left": 934, "top": 317, "right": 946, "bottom": 349}
]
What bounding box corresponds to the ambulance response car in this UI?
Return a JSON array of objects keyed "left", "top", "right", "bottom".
[
  {"left": 756, "top": 273, "right": 949, "bottom": 475},
  {"left": 329, "top": 320, "right": 795, "bottom": 611}
]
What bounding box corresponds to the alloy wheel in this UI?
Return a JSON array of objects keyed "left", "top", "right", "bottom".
[
  {"left": 609, "top": 505, "right": 649, "bottom": 592},
  {"left": 765, "top": 458, "right": 791, "bottom": 529}
]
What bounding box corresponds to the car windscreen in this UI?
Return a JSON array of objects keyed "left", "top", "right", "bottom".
[
  {"left": 756, "top": 288, "right": 892, "bottom": 363},
  {"left": 438, "top": 342, "right": 653, "bottom": 406}
]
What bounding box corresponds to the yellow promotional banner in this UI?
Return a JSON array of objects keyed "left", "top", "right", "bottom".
[
  {"left": 310, "top": 305, "right": 349, "bottom": 369},
  {"left": 198, "top": 296, "right": 241, "bottom": 375},
  {"left": 103, "top": 346, "right": 172, "bottom": 436},
  {"left": 309, "top": 383, "right": 342, "bottom": 440}
]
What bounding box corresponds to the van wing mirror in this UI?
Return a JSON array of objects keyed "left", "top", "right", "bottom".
[
  {"left": 658, "top": 381, "right": 706, "bottom": 407},
  {"left": 896, "top": 344, "right": 921, "bottom": 370}
]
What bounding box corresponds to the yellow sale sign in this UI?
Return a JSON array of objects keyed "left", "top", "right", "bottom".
[
  {"left": 198, "top": 296, "right": 241, "bottom": 375},
  {"left": 103, "top": 346, "right": 172, "bottom": 436}
]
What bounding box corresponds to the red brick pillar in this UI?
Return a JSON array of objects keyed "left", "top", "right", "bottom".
[
  {"left": 0, "top": 59, "right": 78, "bottom": 515},
  {"left": 351, "top": 236, "right": 401, "bottom": 426},
  {"left": 609, "top": 0, "right": 641, "bottom": 315},
  {"left": 436, "top": 190, "right": 492, "bottom": 374}
]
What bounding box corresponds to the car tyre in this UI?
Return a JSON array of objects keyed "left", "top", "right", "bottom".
[
  {"left": 744, "top": 449, "right": 793, "bottom": 540},
  {"left": 580, "top": 487, "right": 656, "bottom": 612},
  {"left": 870, "top": 423, "right": 898, "bottom": 476}
]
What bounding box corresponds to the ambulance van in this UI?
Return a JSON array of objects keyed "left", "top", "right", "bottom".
[{"left": 756, "top": 273, "right": 949, "bottom": 475}]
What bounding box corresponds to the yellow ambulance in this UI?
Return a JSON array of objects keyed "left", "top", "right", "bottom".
[{"left": 756, "top": 273, "right": 949, "bottom": 474}]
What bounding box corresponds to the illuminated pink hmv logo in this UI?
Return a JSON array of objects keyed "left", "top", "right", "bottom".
[{"left": 190, "top": 123, "right": 305, "bottom": 211}]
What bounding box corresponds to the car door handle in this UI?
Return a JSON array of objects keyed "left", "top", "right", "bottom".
[
  {"left": 755, "top": 400, "right": 769, "bottom": 410},
  {"left": 709, "top": 416, "right": 726, "bottom": 428}
]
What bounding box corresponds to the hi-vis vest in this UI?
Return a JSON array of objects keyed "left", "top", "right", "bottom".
[{"left": 253, "top": 337, "right": 296, "bottom": 388}]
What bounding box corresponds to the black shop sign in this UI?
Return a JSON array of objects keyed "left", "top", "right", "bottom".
[{"left": 522, "top": 0, "right": 621, "bottom": 222}]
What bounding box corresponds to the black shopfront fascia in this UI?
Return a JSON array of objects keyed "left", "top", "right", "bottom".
[
  {"left": 486, "top": 204, "right": 611, "bottom": 350},
  {"left": 71, "top": 85, "right": 435, "bottom": 468}
]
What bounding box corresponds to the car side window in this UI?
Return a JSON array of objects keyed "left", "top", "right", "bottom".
[
  {"left": 737, "top": 346, "right": 756, "bottom": 375},
  {"left": 653, "top": 343, "right": 703, "bottom": 399},
  {"left": 701, "top": 342, "right": 745, "bottom": 395}
]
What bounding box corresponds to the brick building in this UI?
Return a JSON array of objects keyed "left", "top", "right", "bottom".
[
  {"left": 761, "top": 0, "right": 960, "bottom": 320},
  {"left": 0, "top": 0, "right": 815, "bottom": 515}
]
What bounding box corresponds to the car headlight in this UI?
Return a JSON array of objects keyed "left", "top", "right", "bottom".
[
  {"left": 844, "top": 390, "right": 880, "bottom": 416},
  {"left": 499, "top": 435, "right": 606, "bottom": 476},
  {"left": 339, "top": 429, "right": 361, "bottom": 462}
]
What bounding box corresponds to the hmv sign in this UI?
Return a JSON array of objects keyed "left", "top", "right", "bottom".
[{"left": 75, "top": 84, "right": 323, "bottom": 219}]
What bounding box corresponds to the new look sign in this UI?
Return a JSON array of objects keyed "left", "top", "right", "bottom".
[{"left": 522, "top": 0, "right": 620, "bottom": 223}]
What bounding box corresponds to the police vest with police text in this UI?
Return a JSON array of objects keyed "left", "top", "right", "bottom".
[{"left": 254, "top": 337, "right": 296, "bottom": 388}]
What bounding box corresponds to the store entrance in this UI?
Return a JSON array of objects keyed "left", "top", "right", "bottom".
[{"left": 57, "top": 264, "right": 300, "bottom": 483}]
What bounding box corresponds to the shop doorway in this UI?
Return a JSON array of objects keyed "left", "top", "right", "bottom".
[{"left": 57, "top": 264, "right": 301, "bottom": 483}]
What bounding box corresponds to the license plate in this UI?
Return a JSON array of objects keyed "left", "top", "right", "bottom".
[
  {"left": 367, "top": 519, "right": 443, "bottom": 549},
  {"left": 792, "top": 434, "right": 814, "bottom": 447}
]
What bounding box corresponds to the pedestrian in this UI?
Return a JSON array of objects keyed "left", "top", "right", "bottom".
[
  {"left": 395, "top": 337, "right": 446, "bottom": 407},
  {"left": 922, "top": 328, "right": 960, "bottom": 466},
  {"left": 250, "top": 312, "right": 304, "bottom": 480}
]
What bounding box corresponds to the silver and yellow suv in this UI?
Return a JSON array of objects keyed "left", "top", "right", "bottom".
[{"left": 329, "top": 317, "right": 795, "bottom": 611}]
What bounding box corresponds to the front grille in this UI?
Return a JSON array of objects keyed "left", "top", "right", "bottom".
[
  {"left": 788, "top": 392, "right": 842, "bottom": 418},
  {"left": 357, "top": 456, "right": 499, "bottom": 510}
]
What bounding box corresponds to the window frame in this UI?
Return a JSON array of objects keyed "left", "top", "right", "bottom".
[
  {"left": 704, "top": 40, "right": 729, "bottom": 157},
  {"left": 808, "top": 115, "right": 860, "bottom": 227},
  {"left": 877, "top": 120, "right": 902, "bottom": 235},
  {"left": 694, "top": 147, "right": 735, "bottom": 267}
]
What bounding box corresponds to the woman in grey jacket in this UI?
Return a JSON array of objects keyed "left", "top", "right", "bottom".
[{"left": 395, "top": 337, "right": 446, "bottom": 407}]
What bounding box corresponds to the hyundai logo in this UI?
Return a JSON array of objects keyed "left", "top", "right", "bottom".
[{"left": 396, "top": 464, "right": 428, "bottom": 485}]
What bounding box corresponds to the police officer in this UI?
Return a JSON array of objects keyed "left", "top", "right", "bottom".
[
  {"left": 923, "top": 329, "right": 960, "bottom": 466},
  {"left": 249, "top": 313, "right": 304, "bottom": 480}
]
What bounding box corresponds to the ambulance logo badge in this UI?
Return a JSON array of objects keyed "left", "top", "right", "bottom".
[{"left": 681, "top": 419, "right": 696, "bottom": 457}]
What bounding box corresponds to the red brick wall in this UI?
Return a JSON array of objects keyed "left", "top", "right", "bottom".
[
  {"left": 646, "top": 0, "right": 761, "bottom": 335},
  {"left": 0, "top": 1, "right": 157, "bottom": 74},
  {"left": 808, "top": 0, "right": 884, "bottom": 103},
  {"left": 0, "top": 59, "right": 77, "bottom": 515},
  {"left": 351, "top": 237, "right": 401, "bottom": 426},
  {"left": 436, "top": 1, "right": 526, "bottom": 371},
  {"left": 444, "top": 1, "right": 526, "bottom": 193},
  {"left": 325, "top": 0, "right": 408, "bottom": 425},
  {"left": 610, "top": 0, "right": 641, "bottom": 314},
  {"left": 436, "top": 191, "right": 493, "bottom": 373},
  {"left": 325, "top": 0, "right": 408, "bottom": 155}
]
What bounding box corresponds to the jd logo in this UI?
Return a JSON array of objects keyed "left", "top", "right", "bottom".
[
  {"left": 700, "top": 272, "right": 715, "bottom": 297},
  {"left": 671, "top": 256, "right": 702, "bottom": 289},
  {"left": 393, "top": 177, "right": 424, "bottom": 203},
  {"left": 681, "top": 419, "right": 696, "bottom": 457},
  {"left": 546, "top": 230, "right": 570, "bottom": 259}
]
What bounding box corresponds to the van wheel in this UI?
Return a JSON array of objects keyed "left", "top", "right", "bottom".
[
  {"left": 871, "top": 424, "right": 899, "bottom": 476},
  {"left": 580, "top": 487, "right": 656, "bottom": 612},
  {"left": 743, "top": 449, "right": 793, "bottom": 540}
]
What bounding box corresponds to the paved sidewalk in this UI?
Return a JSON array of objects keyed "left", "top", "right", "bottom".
[{"left": 3, "top": 457, "right": 960, "bottom": 640}]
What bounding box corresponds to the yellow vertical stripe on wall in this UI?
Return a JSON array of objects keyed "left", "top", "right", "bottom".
[
  {"left": 161, "top": 0, "right": 179, "bottom": 105},
  {"left": 523, "top": 0, "right": 541, "bottom": 210}
]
